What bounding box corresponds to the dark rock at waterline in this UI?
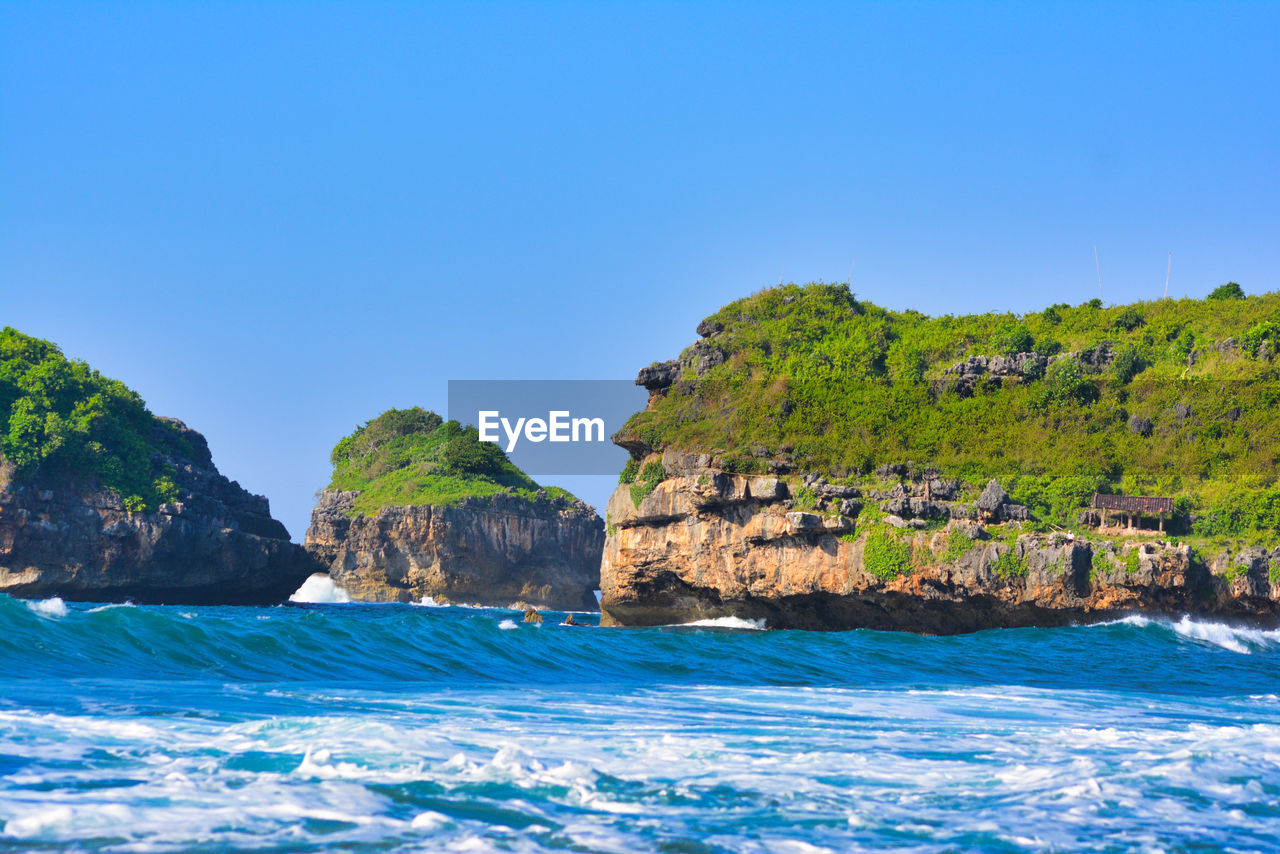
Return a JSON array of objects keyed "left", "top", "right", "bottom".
[{"left": 0, "top": 423, "right": 316, "bottom": 605}]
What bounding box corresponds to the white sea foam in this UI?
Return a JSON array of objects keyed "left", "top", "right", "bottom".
[
  {"left": 289, "top": 574, "right": 352, "bottom": 604},
  {"left": 3, "top": 683, "right": 1280, "bottom": 851},
  {"left": 498, "top": 619, "right": 518, "bottom": 630},
  {"left": 1090, "top": 613, "right": 1280, "bottom": 654},
  {"left": 24, "top": 597, "right": 68, "bottom": 618},
  {"left": 410, "top": 810, "right": 451, "bottom": 831},
  {"left": 86, "top": 602, "right": 134, "bottom": 613},
  {"left": 675, "top": 616, "right": 766, "bottom": 630},
  {"left": 3, "top": 804, "right": 73, "bottom": 837},
  {"left": 1169, "top": 615, "right": 1280, "bottom": 654}
]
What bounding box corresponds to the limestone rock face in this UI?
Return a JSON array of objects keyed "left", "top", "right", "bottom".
[
  {"left": 600, "top": 461, "right": 1280, "bottom": 633},
  {"left": 305, "top": 491, "right": 603, "bottom": 610},
  {"left": 0, "top": 423, "right": 315, "bottom": 605}
]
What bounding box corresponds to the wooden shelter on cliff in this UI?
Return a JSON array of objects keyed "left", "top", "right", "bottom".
[{"left": 1090, "top": 494, "right": 1174, "bottom": 532}]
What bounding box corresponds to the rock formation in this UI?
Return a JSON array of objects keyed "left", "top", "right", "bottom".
[
  {"left": 305, "top": 490, "right": 603, "bottom": 610},
  {"left": 600, "top": 450, "right": 1280, "bottom": 633},
  {"left": 0, "top": 420, "right": 315, "bottom": 605}
]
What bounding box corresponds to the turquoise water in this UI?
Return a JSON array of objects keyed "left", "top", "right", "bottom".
[{"left": 2, "top": 593, "right": 1279, "bottom": 852}]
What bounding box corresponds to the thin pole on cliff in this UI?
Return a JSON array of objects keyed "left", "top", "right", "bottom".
[
  {"left": 1164, "top": 252, "right": 1172, "bottom": 299},
  {"left": 1094, "top": 245, "right": 1104, "bottom": 302}
]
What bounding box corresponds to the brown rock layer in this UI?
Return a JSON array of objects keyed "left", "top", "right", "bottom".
[
  {"left": 305, "top": 491, "right": 604, "bottom": 610},
  {"left": 601, "top": 453, "right": 1280, "bottom": 633},
  {"left": 0, "top": 422, "right": 315, "bottom": 605}
]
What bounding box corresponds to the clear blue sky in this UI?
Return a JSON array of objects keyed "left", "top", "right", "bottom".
[{"left": 3, "top": 1, "right": 1277, "bottom": 538}]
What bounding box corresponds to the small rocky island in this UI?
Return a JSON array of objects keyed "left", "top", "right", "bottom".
[
  {"left": 604, "top": 283, "right": 1280, "bottom": 632},
  {"left": 305, "top": 408, "right": 603, "bottom": 610},
  {"left": 0, "top": 328, "right": 314, "bottom": 604}
]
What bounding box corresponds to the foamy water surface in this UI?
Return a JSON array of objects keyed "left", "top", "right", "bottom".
[{"left": 2, "top": 593, "right": 1278, "bottom": 852}]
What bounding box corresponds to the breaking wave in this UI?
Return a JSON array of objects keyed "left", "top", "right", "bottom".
[
  {"left": 3, "top": 594, "right": 1279, "bottom": 852},
  {"left": 289, "top": 573, "right": 352, "bottom": 604}
]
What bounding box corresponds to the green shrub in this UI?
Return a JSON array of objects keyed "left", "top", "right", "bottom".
[
  {"left": 1171, "top": 328, "right": 1197, "bottom": 360},
  {"left": 864, "top": 531, "right": 912, "bottom": 581},
  {"left": 993, "top": 549, "right": 1027, "bottom": 578},
  {"left": 993, "top": 323, "right": 1034, "bottom": 356},
  {"left": 1114, "top": 307, "right": 1145, "bottom": 332},
  {"left": 1032, "top": 337, "right": 1062, "bottom": 359},
  {"left": 0, "top": 327, "right": 197, "bottom": 511},
  {"left": 1123, "top": 549, "right": 1141, "bottom": 574},
  {"left": 1111, "top": 344, "right": 1147, "bottom": 384},
  {"left": 1208, "top": 282, "right": 1245, "bottom": 300},
  {"left": 440, "top": 433, "right": 509, "bottom": 476},
  {"left": 940, "top": 528, "right": 972, "bottom": 562},
  {"left": 325, "top": 407, "right": 575, "bottom": 515},
  {"left": 1007, "top": 474, "right": 1107, "bottom": 526},
  {"left": 619, "top": 459, "right": 639, "bottom": 484},
  {"left": 1091, "top": 549, "right": 1114, "bottom": 580},
  {"left": 629, "top": 461, "right": 667, "bottom": 508},
  {"left": 1242, "top": 321, "right": 1279, "bottom": 358},
  {"left": 792, "top": 485, "right": 819, "bottom": 510},
  {"left": 1190, "top": 487, "right": 1280, "bottom": 537},
  {"left": 1223, "top": 562, "right": 1248, "bottom": 586},
  {"left": 1038, "top": 357, "right": 1098, "bottom": 407}
]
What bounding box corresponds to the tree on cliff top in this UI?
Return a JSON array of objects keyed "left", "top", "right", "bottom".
[
  {"left": 618, "top": 282, "right": 1280, "bottom": 533},
  {"left": 0, "top": 327, "right": 191, "bottom": 511},
  {"left": 326, "top": 406, "right": 575, "bottom": 513}
]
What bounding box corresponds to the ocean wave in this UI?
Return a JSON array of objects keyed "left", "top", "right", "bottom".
[
  {"left": 24, "top": 597, "right": 68, "bottom": 618},
  {"left": 2, "top": 683, "right": 1279, "bottom": 852},
  {"left": 86, "top": 602, "right": 135, "bottom": 613},
  {"left": 1086, "top": 614, "right": 1280, "bottom": 654},
  {"left": 1168, "top": 615, "right": 1280, "bottom": 654},
  {"left": 672, "top": 616, "right": 767, "bottom": 630},
  {"left": 0, "top": 593, "right": 1276, "bottom": 694},
  {"left": 289, "top": 574, "right": 352, "bottom": 604},
  {"left": 415, "top": 596, "right": 505, "bottom": 610}
]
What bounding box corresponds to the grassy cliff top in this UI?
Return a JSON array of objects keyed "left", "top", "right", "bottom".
[
  {"left": 0, "top": 326, "right": 199, "bottom": 511},
  {"left": 326, "top": 407, "right": 578, "bottom": 516},
  {"left": 618, "top": 282, "right": 1280, "bottom": 537}
]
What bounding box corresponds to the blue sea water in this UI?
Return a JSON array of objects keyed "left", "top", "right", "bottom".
[{"left": 2, "top": 589, "right": 1279, "bottom": 853}]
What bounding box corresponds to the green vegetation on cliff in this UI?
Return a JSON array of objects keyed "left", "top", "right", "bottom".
[
  {"left": 619, "top": 283, "right": 1280, "bottom": 535},
  {"left": 0, "top": 327, "right": 193, "bottom": 511},
  {"left": 326, "top": 407, "right": 575, "bottom": 516}
]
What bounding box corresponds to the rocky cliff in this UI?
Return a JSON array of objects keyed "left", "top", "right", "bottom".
[
  {"left": 306, "top": 490, "right": 604, "bottom": 610},
  {"left": 600, "top": 450, "right": 1280, "bottom": 632},
  {"left": 0, "top": 419, "right": 315, "bottom": 605}
]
